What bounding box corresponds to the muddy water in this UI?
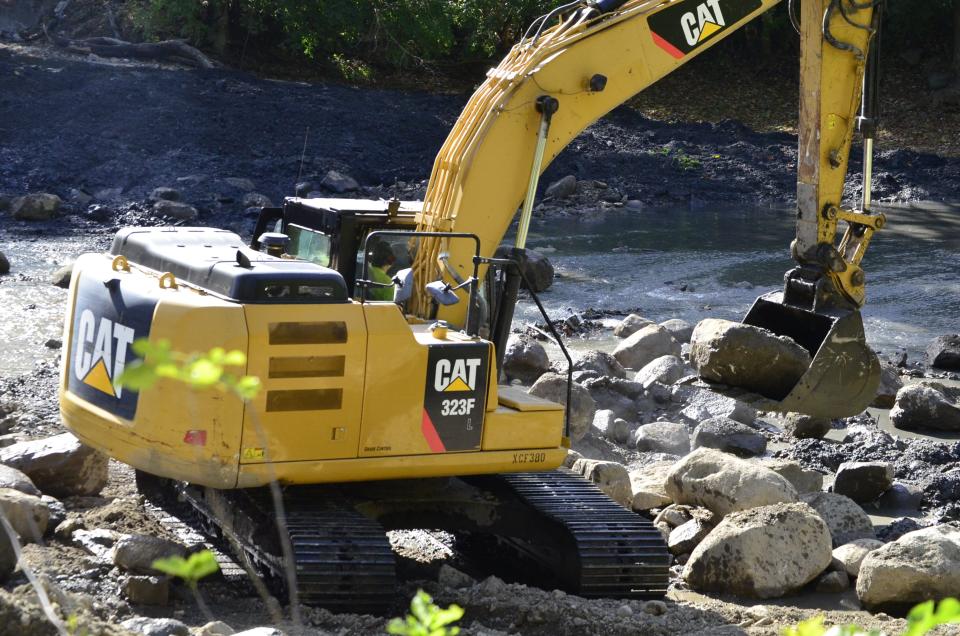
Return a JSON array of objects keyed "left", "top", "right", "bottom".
[
  {"left": 0, "top": 231, "right": 108, "bottom": 377},
  {"left": 516, "top": 201, "right": 960, "bottom": 364}
]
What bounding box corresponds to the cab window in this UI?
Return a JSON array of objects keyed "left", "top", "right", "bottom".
[{"left": 287, "top": 224, "right": 331, "bottom": 267}]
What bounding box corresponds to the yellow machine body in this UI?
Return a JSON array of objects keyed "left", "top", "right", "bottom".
[{"left": 60, "top": 247, "right": 565, "bottom": 489}]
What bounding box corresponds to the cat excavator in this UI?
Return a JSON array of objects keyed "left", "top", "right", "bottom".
[{"left": 60, "top": 0, "right": 884, "bottom": 611}]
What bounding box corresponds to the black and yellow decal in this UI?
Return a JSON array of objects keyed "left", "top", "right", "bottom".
[
  {"left": 68, "top": 272, "right": 157, "bottom": 420},
  {"left": 421, "top": 343, "right": 489, "bottom": 453},
  {"left": 648, "top": 0, "right": 762, "bottom": 59}
]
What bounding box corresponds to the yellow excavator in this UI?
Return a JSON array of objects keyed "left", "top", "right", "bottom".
[{"left": 60, "top": 0, "right": 884, "bottom": 610}]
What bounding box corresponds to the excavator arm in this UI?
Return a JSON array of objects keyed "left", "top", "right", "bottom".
[{"left": 412, "top": 0, "right": 880, "bottom": 318}]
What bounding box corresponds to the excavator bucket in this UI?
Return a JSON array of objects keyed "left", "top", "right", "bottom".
[{"left": 742, "top": 293, "right": 881, "bottom": 418}]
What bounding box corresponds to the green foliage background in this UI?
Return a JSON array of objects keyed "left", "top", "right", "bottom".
[{"left": 130, "top": 0, "right": 958, "bottom": 80}]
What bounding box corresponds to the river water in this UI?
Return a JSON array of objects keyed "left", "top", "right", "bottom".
[
  {"left": 515, "top": 201, "right": 960, "bottom": 364},
  {"left": 0, "top": 201, "right": 957, "bottom": 378}
]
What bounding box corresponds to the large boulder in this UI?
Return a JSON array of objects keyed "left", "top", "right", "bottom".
[
  {"left": 112, "top": 534, "right": 188, "bottom": 574},
  {"left": 571, "top": 459, "right": 632, "bottom": 508},
  {"left": 494, "top": 246, "right": 554, "bottom": 293},
  {"left": 613, "top": 314, "right": 653, "bottom": 339},
  {"left": 927, "top": 334, "right": 960, "bottom": 370},
  {"left": 635, "top": 355, "right": 688, "bottom": 389},
  {"left": 759, "top": 459, "right": 823, "bottom": 494},
  {"left": 528, "top": 373, "right": 595, "bottom": 442},
  {"left": 0, "top": 488, "right": 49, "bottom": 541},
  {"left": 780, "top": 412, "right": 831, "bottom": 439},
  {"left": 634, "top": 421, "right": 690, "bottom": 456},
  {"left": 683, "top": 502, "right": 833, "bottom": 598},
  {"left": 689, "top": 319, "right": 811, "bottom": 400},
  {"left": 629, "top": 461, "right": 675, "bottom": 511},
  {"left": 668, "top": 517, "right": 712, "bottom": 556},
  {"left": 832, "top": 538, "right": 884, "bottom": 578},
  {"left": 321, "top": 170, "right": 359, "bottom": 193},
  {"left": 613, "top": 325, "right": 681, "bottom": 371},
  {"left": 665, "top": 448, "right": 797, "bottom": 517},
  {"left": 690, "top": 417, "right": 766, "bottom": 457},
  {"left": 502, "top": 335, "right": 550, "bottom": 384},
  {"left": 800, "top": 492, "right": 875, "bottom": 547},
  {"left": 50, "top": 261, "right": 75, "bottom": 288},
  {"left": 0, "top": 465, "right": 40, "bottom": 497},
  {"left": 856, "top": 524, "right": 960, "bottom": 613},
  {"left": 675, "top": 386, "right": 757, "bottom": 425},
  {"left": 544, "top": 174, "right": 577, "bottom": 200},
  {"left": 153, "top": 200, "right": 198, "bottom": 221},
  {"left": 591, "top": 410, "right": 631, "bottom": 445},
  {"left": 121, "top": 617, "right": 191, "bottom": 636},
  {"left": 890, "top": 383, "right": 960, "bottom": 431},
  {"left": 833, "top": 462, "right": 894, "bottom": 503},
  {"left": 659, "top": 319, "right": 694, "bottom": 344},
  {"left": 0, "top": 433, "right": 109, "bottom": 497},
  {"left": 573, "top": 350, "right": 627, "bottom": 379},
  {"left": 11, "top": 193, "right": 61, "bottom": 221},
  {"left": 871, "top": 363, "right": 903, "bottom": 409}
]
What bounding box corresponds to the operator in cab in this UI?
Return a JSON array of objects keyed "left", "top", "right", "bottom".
[{"left": 367, "top": 241, "right": 396, "bottom": 301}]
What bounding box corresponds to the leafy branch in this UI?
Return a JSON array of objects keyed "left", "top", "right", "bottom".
[{"left": 387, "top": 590, "right": 464, "bottom": 636}]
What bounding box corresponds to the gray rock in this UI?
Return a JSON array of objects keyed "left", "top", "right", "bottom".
[
  {"left": 832, "top": 538, "right": 884, "bottom": 577},
  {"left": 94, "top": 187, "right": 123, "bottom": 201},
  {"left": 927, "top": 334, "right": 960, "bottom": 370},
  {"left": 629, "top": 461, "right": 674, "bottom": 511},
  {"left": 890, "top": 383, "right": 960, "bottom": 431},
  {"left": 121, "top": 617, "right": 190, "bottom": 636},
  {"left": 635, "top": 355, "right": 687, "bottom": 389},
  {"left": 41, "top": 495, "right": 66, "bottom": 529},
  {"left": 801, "top": 492, "right": 875, "bottom": 547},
  {"left": 294, "top": 181, "right": 315, "bottom": 197},
  {"left": 0, "top": 465, "right": 39, "bottom": 496},
  {"left": 668, "top": 518, "right": 711, "bottom": 555},
  {"left": 0, "top": 252, "right": 8, "bottom": 275},
  {"left": 834, "top": 462, "right": 893, "bottom": 503},
  {"left": 634, "top": 421, "right": 690, "bottom": 456},
  {"left": 544, "top": 175, "right": 577, "bottom": 199},
  {"left": 69, "top": 188, "right": 93, "bottom": 206},
  {"left": 153, "top": 200, "right": 198, "bottom": 221},
  {"left": 759, "top": 459, "right": 823, "bottom": 494},
  {"left": 572, "top": 458, "right": 632, "bottom": 507},
  {"left": 563, "top": 449, "right": 583, "bottom": 469},
  {"left": 0, "top": 433, "right": 109, "bottom": 497},
  {"left": 857, "top": 524, "right": 960, "bottom": 613},
  {"left": 683, "top": 502, "right": 833, "bottom": 598},
  {"left": 613, "top": 325, "right": 681, "bottom": 371},
  {"left": 815, "top": 570, "right": 850, "bottom": 593},
  {"left": 321, "top": 170, "right": 359, "bottom": 193},
  {"left": 591, "top": 411, "right": 631, "bottom": 445},
  {"left": 675, "top": 386, "right": 758, "bottom": 425},
  {"left": 665, "top": 448, "right": 798, "bottom": 517},
  {"left": 72, "top": 528, "right": 123, "bottom": 562},
  {"left": 120, "top": 575, "right": 170, "bottom": 606},
  {"left": 573, "top": 350, "right": 627, "bottom": 379},
  {"left": 149, "top": 187, "right": 181, "bottom": 202},
  {"left": 689, "top": 319, "right": 811, "bottom": 399},
  {"left": 655, "top": 504, "right": 693, "bottom": 529},
  {"left": 438, "top": 564, "right": 475, "bottom": 589},
  {"left": 112, "top": 534, "right": 188, "bottom": 574},
  {"left": 529, "top": 373, "right": 596, "bottom": 442},
  {"left": 660, "top": 319, "right": 694, "bottom": 344},
  {"left": 242, "top": 192, "right": 273, "bottom": 208},
  {"left": 197, "top": 623, "right": 235, "bottom": 636},
  {"left": 233, "top": 630, "right": 284, "bottom": 636},
  {"left": 51, "top": 261, "right": 74, "bottom": 288},
  {"left": 493, "top": 246, "right": 555, "bottom": 293},
  {"left": 613, "top": 314, "right": 653, "bottom": 339},
  {"left": 691, "top": 417, "right": 766, "bottom": 457},
  {"left": 222, "top": 177, "right": 255, "bottom": 191},
  {"left": 0, "top": 488, "right": 49, "bottom": 541},
  {"left": 502, "top": 335, "right": 550, "bottom": 384},
  {"left": 781, "top": 412, "right": 831, "bottom": 439},
  {"left": 581, "top": 376, "right": 642, "bottom": 419},
  {"left": 872, "top": 363, "right": 903, "bottom": 409},
  {"left": 11, "top": 193, "right": 62, "bottom": 220}
]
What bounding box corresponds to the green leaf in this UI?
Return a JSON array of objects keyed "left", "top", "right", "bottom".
[
  {"left": 116, "top": 362, "right": 157, "bottom": 391},
  {"left": 185, "top": 358, "right": 223, "bottom": 388},
  {"left": 233, "top": 376, "right": 262, "bottom": 400},
  {"left": 906, "top": 598, "right": 960, "bottom": 636},
  {"left": 222, "top": 350, "right": 247, "bottom": 367},
  {"left": 151, "top": 550, "right": 220, "bottom": 586}
]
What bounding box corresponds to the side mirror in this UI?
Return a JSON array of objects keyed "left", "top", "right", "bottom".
[
  {"left": 393, "top": 268, "right": 414, "bottom": 303},
  {"left": 425, "top": 281, "right": 460, "bottom": 306}
]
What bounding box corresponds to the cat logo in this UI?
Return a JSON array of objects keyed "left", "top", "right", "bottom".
[
  {"left": 681, "top": 0, "right": 725, "bottom": 46},
  {"left": 73, "top": 309, "right": 135, "bottom": 399},
  {"left": 433, "top": 358, "right": 482, "bottom": 393},
  {"left": 648, "top": 0, "right": 760, "bottom": 59}
]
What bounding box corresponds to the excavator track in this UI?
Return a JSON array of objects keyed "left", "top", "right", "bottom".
[
  {"left": 488, "top": 469, "right": 671, "bottom": 598},
  {"left": 178, "top": 486, "right": 397, "bottom": 614}
]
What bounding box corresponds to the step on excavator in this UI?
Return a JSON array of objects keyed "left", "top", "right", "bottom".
[{"left": 60, "top": 0, "right": 884, "bottom": 611}]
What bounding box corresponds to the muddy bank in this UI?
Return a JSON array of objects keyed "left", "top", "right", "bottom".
[{"left": 2, "top": 43, "right": 960, "bottom": 234}]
